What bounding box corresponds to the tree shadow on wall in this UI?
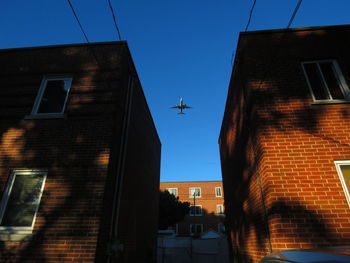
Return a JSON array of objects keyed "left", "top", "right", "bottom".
[
  {"left": 182, "top": 207, "right": 226, "bottom": 236},
  {"left": 220, "top": 29, "right": 350, "bottom": 263},
  {"left": 0, "top": 43, "right": 127, "bottom": 263}
]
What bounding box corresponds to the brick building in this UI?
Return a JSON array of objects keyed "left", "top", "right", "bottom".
[
  {"left": 0, "top": 42, "right": 161, "bottom": 263},
  {"left": 219, "top": 25, "right": 350, "bottom": 263},
  {"left": 160, "top": 181, "right": 225, "bottom": 236}
]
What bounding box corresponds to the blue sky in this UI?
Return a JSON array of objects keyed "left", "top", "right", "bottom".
[{"left": 1, "top": 1, "right": 350, "bottom": 182}]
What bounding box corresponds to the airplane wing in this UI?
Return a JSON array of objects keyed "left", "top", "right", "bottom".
[
  {"left": 171, "top": 105, "right": 181, "bottom": 109},
  {"left": 183, "top": 105, "right": 192, "bottom": 109}
]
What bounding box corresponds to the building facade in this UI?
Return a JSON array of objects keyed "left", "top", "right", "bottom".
[
  {"left": 219, "top": 25, "right": 350, "bottom": 263},
  {"left": 160, "top": 181, "right": 225, "bottom": 236},
  {"left": 0, "top": 42, "right": 161, "bottom": 263}
]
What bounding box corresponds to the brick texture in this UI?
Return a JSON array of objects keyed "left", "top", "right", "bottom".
[
  {"left": 0, "top": 42, "right": 161, "bottom": 263},
  {"left": 219, "top": 25, "right": 350, "bottom": 263},
  {"left": 160, "top": 181, "right": 225, "bottom": 236}
]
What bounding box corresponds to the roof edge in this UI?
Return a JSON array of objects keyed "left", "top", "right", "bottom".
[
  {"left": 240, "top": 24, "right": 350, "bottom": 36},
  {"left": 0, "top": 40, "right": 127, "bottom": 52}
]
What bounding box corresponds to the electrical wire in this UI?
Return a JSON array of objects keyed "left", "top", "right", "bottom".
[
  {"left": 107, "top": 0, "right": 123, "bottom": 41},
  {"left": 231, "top": 0, "right": 257, "bottom": 65},
  {"left": 286, "top": 0, "right": 303, "bottom": 29},
  {"left": 245, "top": 0, "right": 257, "bottom": 32},
  {"left": 66, "top": 0, "right": 91, "bottom": 43},
  {"left": 66, "top": 0, "right": 107, "bottom": 70}
]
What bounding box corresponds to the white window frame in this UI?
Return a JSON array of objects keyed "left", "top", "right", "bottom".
[
  {"left": 0, "top": 170, "right": 47, "bottom": 235},
  {"left": 189, "top": 205, "right": 202, "bottom": 216},
  {"left": 30, "top": 76, "right": 73, "bottom": 117},
  {"left": 215, "top": 187, "right": 222, "bottom": 197},
  {"left": 166, "top": 188, "right": 178, "bottom": 197},
  {"left": 189, "top": 187, "right": 201, "bottom": 198},
  {"left": 190, "top": 224, "right": 203, "bottom": 235},
  {"left": 335, "top": 160, "right": 350, "bottom": 207},
  {"left": 216, "top": 204, "right": 224, "bottom": 215},
  {"left": 301, "top": 60, "right": 350, "bottom": 102}
]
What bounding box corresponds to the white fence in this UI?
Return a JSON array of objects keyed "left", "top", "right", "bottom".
[{"left": 157, "top": 237, "right": 230, "bottom": 263}]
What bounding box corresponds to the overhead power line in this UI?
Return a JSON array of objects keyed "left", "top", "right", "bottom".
[
  {"left": 107, "top": 0, "right": 123, "bottom": 41},
  {"left": 245, "top": 0, "right": 257, "bottom": 32},
  {"left": 286, "top": 0, "right": 303, "bottom": 29},
  {"left": 66, "top": 0, "right": 105, "bottom": 69},
  {"left": 231, "top": 0, "right": 257, "bottom": 65},
  {"left": 66, "top": 0, "right": 91, "bottom": 43}
]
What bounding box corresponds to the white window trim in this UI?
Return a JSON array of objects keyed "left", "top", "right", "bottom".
[
  {"left": 335, "top": 160, "right": 350, "bottom": 207},
  {"left": 189, "top": 224, "right": 203, "bottom": 235},
  {"left": 30, "top": 76, "right": 73, "bottom": 117},
  {"left": 166, "top": 188, "right": 178, "bottom": 197},
  {"left": 301, "top": 60, "right": 350, "bottom": 102},
  {"left": 216, "top": 204, "right": 224, "bottom": 215},
  {"left": 189, "top": 187, "right": 201, "bottom": 198},
  {"left": 189, "top": 205, "right": 202, "bottom": 216},
  {"left": 215, "top": 187, "right": 222, "bottom": 197},
  {"left": 0, "top": 169, "right": 47, "bottom": 237}
]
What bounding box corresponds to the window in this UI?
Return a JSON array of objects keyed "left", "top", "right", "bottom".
[
  {"left": 0, "top": 170, "right": 47, "bottom": 234},
  {"left": 218, "top": 223, "right": 225, "bottom": 233},
  {"left": 190, "top": 224, "right": 203, "bottom": 235},
  {"left": 31, "top": 76, "right": 72, "bottom": 116},
  {"left": 189, "top": 187, "right": 201, "bottom": 198},
  {"left": 189, "top": 205, "right": 202, "bottom": 216},
  {"left": 335, "top": 161, "right": 350, "bottom": 206},
  {"left": 216, "top": 204, "right": 224, "bottom": 215},
  {"left": 215, "top": 187, "right": 222, "bottom": 197},
  {"left": 302, "top": 60, "right": 350, "bottom": 102},
  {"left": 166, "top": 188, "right": 178, "bottom": 197}
]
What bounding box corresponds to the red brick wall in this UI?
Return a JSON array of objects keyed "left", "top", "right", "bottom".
[
  {"left": 160, "top": 181, "right": 225, "bottom": 236},
  {"left": 220, "top": 25, "right": 350, "bottom": 263},
  {"left": 0, "top": 43, "right": 161, "bottom": 263}
]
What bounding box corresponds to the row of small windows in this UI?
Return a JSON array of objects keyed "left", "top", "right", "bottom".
[
  {"left": 189, "top": 205, "right": 224, "bottom": 216},
  {"left": 168, "top": 223, "right": 225, "bottom": 235},
  {"left": 166, "top": 187, "right": 222, "bottom": 198}
]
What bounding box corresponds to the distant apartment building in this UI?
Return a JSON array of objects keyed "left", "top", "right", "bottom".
[
  {"left": 160, "top": 181, "right": 225, "bottom": 236},
  {"left": 0, "top": 42, "right": 161, "bottom": 263},
  {"left": 219, "top": 25, "right": 350, "bottom": 263}
]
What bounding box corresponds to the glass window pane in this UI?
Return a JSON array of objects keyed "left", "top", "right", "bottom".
[
  {"left": 217, "top": 205, "right": 222, "bottom": 214},
  {"left": 304, "top": 63, "right": 329, "bottom": 100},
  {"left": 1, "top": 173, "right": 44, "bottom": 227},
  {"left": 168, "top": 188, "right": 177, "bottom": 196},
  {"left": 320, "top": 62, "right": 345, "bottom": 100},
  {"left": 38, "top": 79, "right": 70, "bottom": 113},
  {"left": 190, "top": 188, "right": 198, "bottom": 196},
  {"left": 340, "top": 165, "right": 350, "bottom": 193},
  {"left": 190, "top": 206, "right": 195, "bottom": 215}
]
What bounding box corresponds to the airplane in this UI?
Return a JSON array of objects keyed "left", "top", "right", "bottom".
[{"left": 171, "top": 98, "right": 192, "bottom": 114}]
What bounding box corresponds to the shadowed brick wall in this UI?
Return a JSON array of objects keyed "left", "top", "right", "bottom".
[
  {"left": 219, "top": 25, "right": 350, "bottom": 263},
  {"left": 0, "top": 42, "right": 161, "bottom": 263}
]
